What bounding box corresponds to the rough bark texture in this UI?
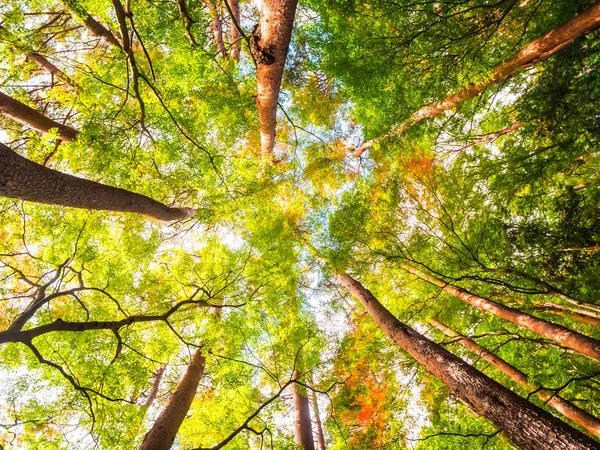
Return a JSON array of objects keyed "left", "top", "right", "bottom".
[
  {"left": 139, "top": 349, "right": 205, "bottom": 450},
  {"left": 335, "top": 271, "right": 599, "bottom": 450},
  {"left": 431, "top": 318, "right": 600, "bottom": 439},
  {"left": 0, "top": 91, "right": 79, "bottom": 141},
  {"left": 228, "top": 0, "right": 241, "bottom": 60},
  {"left": 255, "top": 0, "right": 298, "bottom": 158},
  {"left": 353, "top": 2, "right": 600, "bottom": 156},
  {"left": 401, "top": 263, "right": 600, "bottom": 361},
  {"left": 207, "top": 1, "right": 226, "bottom": 56},
  {"left": 0, "top": 142, "right": 195, "bottom": 221},
  {"left": 293, "top": 369, "right": 315, "bottom": 450}
]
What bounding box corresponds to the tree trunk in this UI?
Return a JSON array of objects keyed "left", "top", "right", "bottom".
[
  {"left": 227, "top": 0, "right": 241, "bottom": 60},
  {"left": 62, "top": 0, "right": 122, "bottom": 49},
  {"left": 431, "top": 318, "right": 600, "bottom": 439},
  {"left": 400, "top": 263, "right": 600, "bottom": 361},
  {"left": 310, "top": 376, "right": 326, "bottom": 450},
  {"left": 532, "top": 304, "right": 600, "bottom": 328},
  {"left": 207, "top": 1, "right": 226, "bottom": 57},
  {"left": 0, "top": 91, "right": 79, "bottom": 141},
  {"left": 254, "top": 0, "right": 298, "bottom": 159},
  {"left": 292, "top": 369, "right": 315, "bottom": 450},
  {"left": 144, "top": 366, "right": 167, "bottom": 408},
  {"left": 139, "top": 349, "right": 205, "bottom": 450},
  {"left": 0, "top": 142, "right": 195, "bottom": 221},
  {"left": 352, "top": 2, "right": 600, "bottom": 156},
  {"left": 176, "top": 0, "right": 197, "bottom": 46},
  {"left": 335, "top": 271, "right": 598, "bottom": 450}
]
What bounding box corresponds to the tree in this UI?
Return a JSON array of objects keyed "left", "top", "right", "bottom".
[{"left": 0, "top": 142, "right": 195, "bottom": 221}]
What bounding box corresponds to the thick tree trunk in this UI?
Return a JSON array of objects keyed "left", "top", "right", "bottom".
[
  {"left": 335, "top": 271, "right": 598, "bottom": 450},
  {"left": 431, "top": 318, "right": 600, "bottom": 439},
  {"left": 292, "top": 369, "right": 315, "bottom": 450},
  {"left": 310, "top": 376, "right": 326, "bottom": 450},
  {"left": 0, "top": 91, "right": 79, "bottom": 141},
  {"left": 254, "top": 0, "right": 298, "bottom": 159},
  {"left": 0, "top": 142, "right": 195, "bottom": 221},
  {"left": 401, "top": 263, "right": 600, "bottom": 361},
  {"left": 227, "top": 0, "right": 241, "bottom": 60},
  {"left": 207, "top": 1, "right": 226, "bottom": 57},
  {"left": 139, "top": 349, "right": 205, "bottom": 450},
  {"left": 353, "top": 2, "right": 600, "bottom": 156},
  {"left": 62, "top": 0, "right": 122, "bottom": 49}
]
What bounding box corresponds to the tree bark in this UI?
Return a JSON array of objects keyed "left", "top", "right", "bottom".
[
  {"left": 0, "top": 142, "right": 195, "bottom": 221},
  {"left": 176, "top": 0, "right": 198, "bottom": 46},
  {"left": 144, "top": 366, "right": 167, "bottom": 408},
  {"left": 139, "top": 348, "right": 205, "bottom": 450},
  {"left": 431, "top": 318, "right": 600, "bottom": 439},
  {"left": 532, "top": 304, "right": 600, "bottom": 328},
  {"left": 310, "top": 376, "right": 326, "bottom": 450},
  {"left": 0, "top": 91, "right": 79, "bottom": 141},
  {"left": 335, "top": 271, "right": 598, "bottom": 450},
  {"left": 62, "top": 0, "right": 122, "bottom": 49},
  {"left": 254, "top": 0, "right": 298, "bottom": 159},
  {"left": 400, "top": 263, "right": 600, "bottom": 361},
  {"left": 207, "top": 1, "right": 226, "bottom": 57},
  {"left": 227, "top": 0, "right": 241, "bottom": 60},
  {"left": 292, "top": 369, "right": 315, "bottom": 450},
  {"left": 353, "top": 2, "right": 600, "bottom": 156}
]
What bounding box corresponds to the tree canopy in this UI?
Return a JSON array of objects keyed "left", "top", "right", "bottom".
[{"left": 1, "top": 0, "right": 599, "bottom": 449}]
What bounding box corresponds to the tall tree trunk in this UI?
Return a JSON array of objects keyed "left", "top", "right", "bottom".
[
  {"left": 532, "top": 304, "right": 600, "bottom": 328},
  {"left": 207, "top": 1, "right": 226, "bottom": 57},
  {"left": 310, "top": 376, "right": 326, "bottom": 450},
  {"left": 176, "top": 0, "right": 198, "bottom": 46},
  {"left": 61, "top": 0, "right": 122, "bottom": 49},
  {"left": 400, "top": 263, "right": 600, "bottom": 361},
  {"left": 334, "top": 271, "right": 598, "bottom": 450},
  {"left": 352, "top": 2, "right": 600, "bottom": 156},
  {"left": 144, "top": 366, "right": 167, "bottom": 408},
  {"left": 292, "top": 369, "right": 315, "bottom": 450},
  {"left": 139, "top": 349, "right": 205, "bottom": 450},
  {"left": 227, "top": 0, "right": 241, "bottom": 60},
  {"left": 0, "top": 142, "right": 195, "bottom": 221},
  {"left": 0, "top": 91, "right": 79, "bottom": 141},
  {"left": 431, "top": 318, "right": 600, "bottom": 439},
  {"left": 254, "top": 0, "right": 298, "bottom": 159}
]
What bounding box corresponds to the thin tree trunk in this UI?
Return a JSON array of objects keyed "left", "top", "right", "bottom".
[
  {"left": 0, "top": 91, "right": 79, "bottom": 141},
  {"left": 401, "top": 263, "right": 600, "bottom": 361},
  {"left": 352, "top": 2, "right": 600, "bottom": 156},
  {"left": 61, "top": 0, "right": 122, "bottom": 49},
  {"left": 431, "top": 318, "right": 600, "bottom": 439},
  {"left": 227, "top": 0, "right": 241, "bottom": 60},
  {"left": 254, "top": 0, "right": 298, "bottom": 159},
  {"left": 139, "top": 349, "right": 205, "bottom": 450},
  {"left": 532, "top": 304, "right": 600, "bottom": 328},
  {"left": 176, "top": 0, "right": 197, "bottom": 46},
  {"left": 144, "top": 366, "right": 167, "bottom": 408},
  {"left": 335, "top": 271, "right": 598, "bottom": 450},
  {"left": 0, "top": 142, "right": 195, "bottom": 221},
  {"left": 292, "top": 369, "right": 315, "bottom": 450},
  {"left": 310, "top": 376, "right": 326, "bottom": 450},
  {"left": 207, "top": 1, "right": 226, "bottom": 57},
  {"left": 454, "top": 123, "right": 523, "bottom": 152}
]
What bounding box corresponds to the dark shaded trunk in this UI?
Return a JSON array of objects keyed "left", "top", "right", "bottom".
[
  {"left": 254, "top": 0, "right": 298, "bottom": 158},
  {"left": 353, "top": 3, "right": 600, "bottom": 156},
  {"left": 227, "top": 0, "right": 241, "bottom": 60},
  {"left": 139, "top": 349, "right": 205, "bottom": 450},
  {"left": 335, "top": 271, "right": 598, "bottom": 450},
  {"left": 431, "top": 318, "right": 600, "bottom": 439},
  {"left": 0, "top": 142, "right": 195, "bottom": 221},
  {"left": 0, "top": 91, "right": 79, "bottom": 141},
  {"left": 176, "top": 0, "right": 198, "bottom": 46},
  {"left": 401, "top": 263, "right": 600, "bottom": 361},
  {"left": 292, "top": 369, "right": 315, "bottom": 450}
]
